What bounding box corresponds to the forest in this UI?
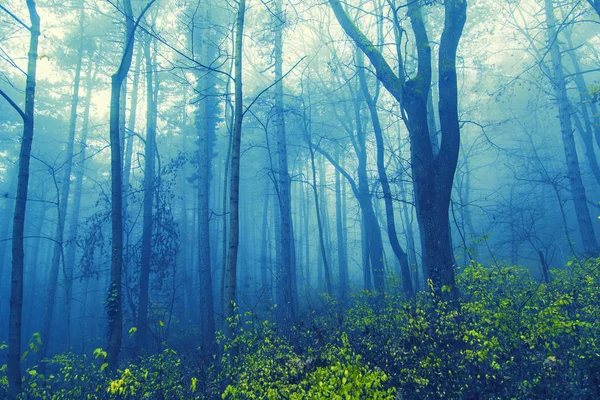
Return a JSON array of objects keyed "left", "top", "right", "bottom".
[{"left": 0, "top": 0, "right": 599, "bottom": 398}]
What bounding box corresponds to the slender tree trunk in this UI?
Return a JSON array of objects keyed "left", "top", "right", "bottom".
[
  {"left": 136, "top": 33, "right": 157, "bottom": 354},
  {"left": 6, "top": 1, "right": 40, "bottom": 396},
  {"left": 107, "top": 0, "right": 147, "bottom": 369},
  {"left": 194, "top": 2, "right": 218, "bottom": 354},
  {"left": 564, "top": 32, "right": 600, "bottom": 186},
  {"left": 38, "top": 3, "right": 85, "bottom": 363},
  {"left": 273, "top": 0, "right": 296, "bottom": 326},
  {"left": 64, "top": 58, "right": 97, "bottom": 352},
  {"left": 544, "top": 0, "right": 598, "bottom": 254},
  {"left": 260, "top": 182, "right": 270, "bottom": 300},
  {"left": 308, "top": 143, "right": 332, "bottom": 294},
  {"left": 224, "top": 0, "right": 246, "bottom": 339},
  {"left": 357, "top": 52, "right": 413, "bottom": 298},
  {"left": 334, "top": 149, "right": 349, "bottom": 300},
  {"left": 352, "top": 93, "right": 386, "bottom": 292},
  {"left": 122, "top": 45, "right": 142, "bottom": 226}
]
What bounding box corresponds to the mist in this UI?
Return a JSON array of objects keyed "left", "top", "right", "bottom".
[{"left": 1, "top": 0, "right": 600, "bottom": 398}]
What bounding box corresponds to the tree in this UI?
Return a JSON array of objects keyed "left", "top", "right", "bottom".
[
  {"left": 543, "top": 0, "right": 598, "bottom": 254},
  {"left": 224, "top": 0, "right": 246, "bottom": 339},
  {"left": 273, "top": 0, "right": 296, "bottom": 326},
  {"left": 587, "top": 0, "right": 600, "bottom": 16},
  {"left": 0, "top": 1, "right": 40, "bottom": 396},
  {"left": 327, "top": 0, "right": 467, "bottom": 299},
  {"left": 38, "top": 0, "right": 86, "bottom": 365},
  {"left": 136, "top": 28, "right": 157, "bottom": 354},
  {"left": 357, "top": 51, "right": 413, "bottom": 298},
  {"left": 192, "top": 0, "right": 218, "bottom": 356},
  {"left": 106, "top": 0, "right": 155, "bottom": 369}
]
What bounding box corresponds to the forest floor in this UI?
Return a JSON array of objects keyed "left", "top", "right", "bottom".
[{"left": 2, "top": 257, "right": 600, "bottom": 399}]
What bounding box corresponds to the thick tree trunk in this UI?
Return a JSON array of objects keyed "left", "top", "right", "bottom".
[
  {"left": 224, "top": 0, "right": 246, "bottom": 339},
  {"left": 544, "top": 0, "right": 598, "bottom": 254},
  {"left": 6, "top": 1, "right": 39, "bottom": 396},
  {"left": 327, "top": 0, "right": 466, "bottom": 300}
]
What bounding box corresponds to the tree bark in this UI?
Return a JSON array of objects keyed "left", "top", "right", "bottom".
[
  {"left": 224, "top": 0, "right": 246, "bottom": 339},
  {"left": 38, "top": 2, "right": 85, "bottom": 364},
  {"left": 107, "top": 0, "right": 155, "bottom": 369},
  {"left": 544, "top": 0, "right": 598, "bottom": 254},
  {"left": 273, "top": 0, "right": 296, "bottom": 326},
  {"left": 194, "top": 0, "right": 218, "bottom": 355},
  {"left": 308, "top": 143, "right": 332, "bottom": 294},
  {"left": 64, "top": 59, "right": 97, "bottom": 351},
  {"left": 136, "top": 32, "right": 157, "bottom": 354},
  {"left": 334, "top": 149, "right": 349, "bottom": 300},
  {"left": 327, "top": 0, "right": 466, "bottom": 299},
  {"left": 6, "top": 1, "right": 40, "bottom": 396},
  {"left": 357, "top": 52, "right": 413, "bottom": 298}
]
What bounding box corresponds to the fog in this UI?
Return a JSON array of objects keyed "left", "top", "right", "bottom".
[{"left": 1, "top": 0, "right": 599, "bottom": 398}]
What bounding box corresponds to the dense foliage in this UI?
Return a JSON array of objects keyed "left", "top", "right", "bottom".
[{"left": 2, "top": 257, "right": 599, "bottom": 399}]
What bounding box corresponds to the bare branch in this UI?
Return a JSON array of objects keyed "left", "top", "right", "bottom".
[
  {"left": 0, "top": 88, "right": 26, "bottom": 121},
  {"left": 0, "top": 5, "right": 31, "bottom": 31}
]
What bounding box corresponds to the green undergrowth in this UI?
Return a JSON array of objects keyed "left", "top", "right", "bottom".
[{"left": 1, "top": 257, "right": 599, "bottom": 399}]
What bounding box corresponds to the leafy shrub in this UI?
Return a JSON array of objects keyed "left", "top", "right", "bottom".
[{"left": 1, "top": 257, "right": 599, "bottom": 399}]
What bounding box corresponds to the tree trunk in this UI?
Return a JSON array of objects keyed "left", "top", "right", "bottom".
[
  {"left": 136, "top": 33, "right": 157, "bottom": 354},
  {"left": 122, "top": 44, "right": 142, "bottom": 228},
  {"left": 327, "top": 0, "right": 466, "bottom": 299},
  {"left": 334, "top": 149, "right": 349, "bottom": 300},
  {"left": 308, "top": 143, "right": 333, "bottom": 294},
  {"left": 224, "top": 0, "right": 246, "bottom": 339},
  {"left": 544, "top": 0, "right": 598, "bottom": 254},
  {"left": 107, "top": 0, "right": 144, "bottom": 369},
  {"left": 64, "top": 57, "right": 97, "bottom": 352},
  {"left": 194, "top": 1, "right": 218, "bottom": 355},
  {"left": 38, "top": 3, "right": 85, "bottom": 364},
  {"left": 273, "top": 0, "right": 296, "bottom": 326},
  {"left": 564, "top": 31, "right": 600, "bottom": 186},
  {"left": 357, "top": 52, "right": 413, "bottom": 298},
  {"left": 6, "top": 1, "right": 40, "bottom": 396}
]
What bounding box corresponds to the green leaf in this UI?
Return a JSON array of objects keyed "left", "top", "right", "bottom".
[
  {"left": 100, "top": 363, "right": 108, "bottom": 372},
  {"left": 159, "top": 320, "right": 165, "bottom": 327}
]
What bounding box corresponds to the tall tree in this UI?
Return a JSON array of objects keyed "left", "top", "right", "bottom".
[
  {"left": 107, "top": 0, "right": 155, "bottom": 369},
  {"left": 136, "top": 30, "right": 157, "bottom": 353},
  {"left": 193, "top": 0, "right": 218, "bottom": 355},
  {"left": 357, "top": 51, "right": 413, "bottom": 298},
  {"left": 38, "top": 0, "right": 86, "bottom": 364},
  {"left": 273, "top": 0, "right": 296, "bottom": 328},
  {"left": 544, "top": 0, "right": 598, "bottom": 254},
  {"left": 0, "top": 1, "right": 40, "bottom": 396},
  {"left": 224, "top": 0, "right": 246, "bottom": 339},
  {"left": 327, "top": 0, "right": 467, "bottom": 299}
]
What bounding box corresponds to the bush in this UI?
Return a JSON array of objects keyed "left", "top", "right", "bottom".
[{"left": 1, "top": 257, "right": 599, "bottom": 399}]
